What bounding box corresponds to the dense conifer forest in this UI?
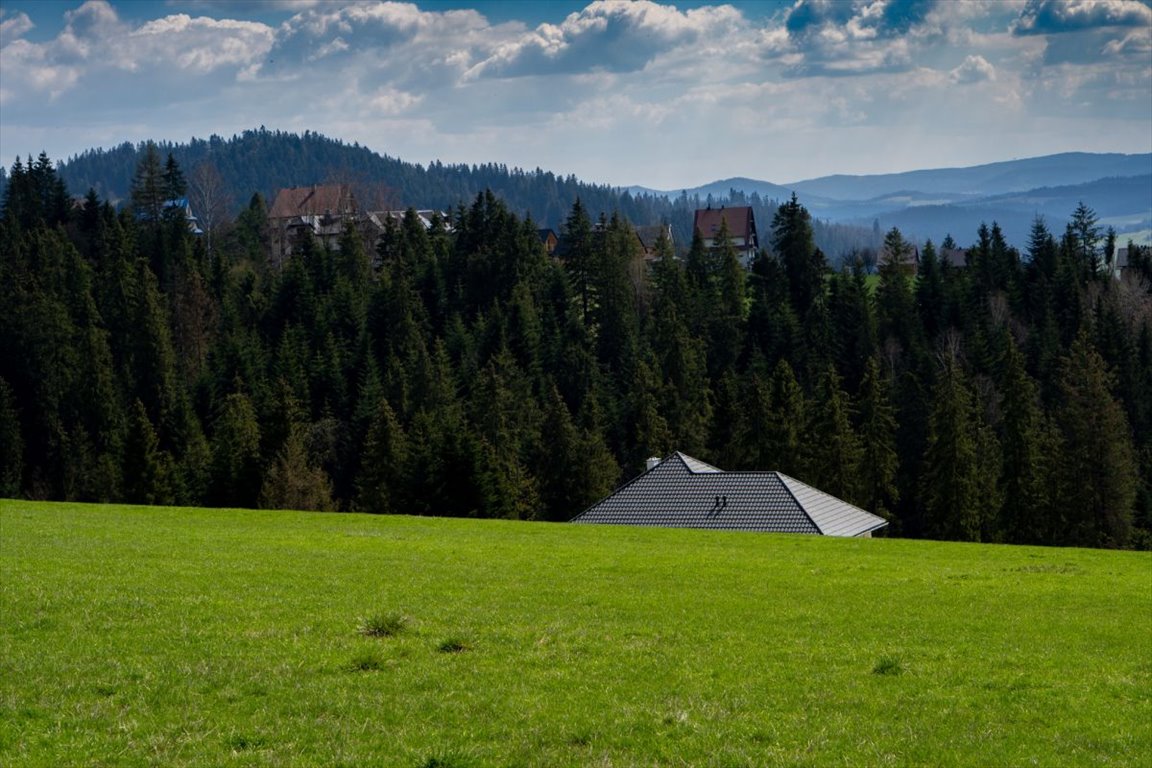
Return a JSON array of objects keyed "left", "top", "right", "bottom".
[
  {"left": 2, "top": 148, "right": 1149, "bottom": 548},
  {"left": 0, "top": 129, "right": 874, "bottom": 261}
]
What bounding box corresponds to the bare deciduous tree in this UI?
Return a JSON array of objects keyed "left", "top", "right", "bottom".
[{"left": 189, "top": 160, "right": 232, "bottom": 253}]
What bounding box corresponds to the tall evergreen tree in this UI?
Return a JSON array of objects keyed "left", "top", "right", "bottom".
[
  {"left": 260, "top": 425, "right": 335, "bottom": 512},
  {"left": 856, "top": 358, "right": 899, "bottom": 522},
  {"left": 922, "top": 357, "right": 986, "bottom": 541},
  {"left": 1054, "top": 333, "right": 1138, "bottom": 548},
  {"left": 208, "top": 389, "right": 262, "bottom": 508},
  {"left": 997, "top": 334, "right": 1051, "bottom": 544},
  {"left": 803, "top": 365, "right": 862, "bottom": 502},
  {"left": 771, "top": 193, "right": 825, "bottom": 318},
  {"left": 875, "top": 227, "right": 921, "bottom": 368},
  {"left": 0, "top": 377, "right": 23, "bottom": 497},
  {"left": 121, "top": 399, "right": 176, "bottom": 506}
]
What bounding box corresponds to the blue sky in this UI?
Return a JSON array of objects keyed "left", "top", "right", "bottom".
[{"left": 1, "top": 0, "right": 1149, "bottom": 188}]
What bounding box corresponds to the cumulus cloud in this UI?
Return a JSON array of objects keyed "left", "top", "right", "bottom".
[
  {"left": 0, "top": 10, "right": 34, "bottom": 47},
  {"left": 464, "top": 0, "right": 743, "bottom": 80},
  {"left": 0, "top": 0, "right": 274, "bottom": 102},
  {"left": 367, "top": 85, "right": 423, "bottom": 115},
  {"left": 1, "top": 0, "right": 1149, "bottom": 185},
  {"left": 950, "top": 54, "right": 997, "bottom": 83},
  {"left": 175, "top": 1, "right": 325, "bottom": 10},
  {"left": 1013, "top": 0, "right": 1152, "bottom": 35},
  {"left": 768, "top": 0, "right": 944, "bottom": 77},
  {"left": 255, "top": 1, "right": 504, "bottom": 89}
]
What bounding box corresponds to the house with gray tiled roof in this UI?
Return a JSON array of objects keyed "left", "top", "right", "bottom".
[{"left": 570, "top": 452, "right": 888, "bottom": 537}]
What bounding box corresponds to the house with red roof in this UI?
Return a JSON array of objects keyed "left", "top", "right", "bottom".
[{"left": 693, "top": 206, "right": 759, "bottom": 267}]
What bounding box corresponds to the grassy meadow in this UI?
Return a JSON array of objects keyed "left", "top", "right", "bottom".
[{"left": 1, "top": 500, "right": 1150, "bottom": 767}]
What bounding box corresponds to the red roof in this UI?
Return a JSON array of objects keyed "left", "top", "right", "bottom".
[
  {"left": 269, "top": 185, "right": 356, "bottom": 219},
  {"left": 693, "top": 206, "right": 757, "bottom": 246}
]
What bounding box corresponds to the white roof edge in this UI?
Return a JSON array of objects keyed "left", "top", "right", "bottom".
[{"left": 777, "top": 473, "right": 889, "bottom": 537}]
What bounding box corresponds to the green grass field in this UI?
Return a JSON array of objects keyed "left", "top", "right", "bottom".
[{"left": 2, "top": 500, "right": 1150, "bottom": 767}]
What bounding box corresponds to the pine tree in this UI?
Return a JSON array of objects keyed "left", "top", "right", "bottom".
[
  {"left": 355, "top": 399, "right": 408, "bottom": 514},
  {"left": 922, "top": 358, "right": 985, "bottom": 541},
  {"left": 829, "top": 263, "right": 876, "bottom": 392},
  {"left": 260, "top": 426, "right": 335, "bottom": 512},
  {"left": 209, "top": 389, "right": 262, "bottom": 508},
  {"left": 131, "top": 142, "right": 166, "bottom": 225},
  {"left": 876, "top": 227, "right": 921, "bottom": 367},
  {"left": 771, "top": 193, "right": 825, "bottom": 318},
  {"left": 803, "top": 365, "right": 862, "bottom": 502},
  {"left": 625, "top": 358, "right": 671, "bottom": 471},
  {"left": 915, "top": 239, "right": 946, "bottom": 342},
  {"left": 1054, "top": 333, "right": 1138, "bottom": 548},
  {"left": 856, "top": 358, "right": 899, "bottom": 521},
  {"left": 997, "top": 335, "right": 1051, "bottom": 544},
  {"left": 121, "top": 399, "right": 176, "bottom": 506},
  {"left": 709, "top": 215, "right": 747, "bottom": 375},
  {"left": 0, "top": 377, "right": 23, "bottom": 497},
  {"left": 563, "top": 198, "right": 596, "bottom": 327},
  {"left": 763, "top": 358, "right": 806, "bottom": 477}
]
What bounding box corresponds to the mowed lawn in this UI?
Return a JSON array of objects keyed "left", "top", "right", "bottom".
[{"left": 1, "top": 501, "right": 1149, "bottom": 767}]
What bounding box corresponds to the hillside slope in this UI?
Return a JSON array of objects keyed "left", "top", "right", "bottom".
[{"left": 2, "top": 500, "right": 1149, "bottom": 767}]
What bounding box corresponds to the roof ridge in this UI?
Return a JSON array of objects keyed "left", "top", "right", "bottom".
[
  {"left": 673, "top": 451, "right": 722, "bottom": 473},
  {"left": 775, "top": 471, "right": 821, "bottom": 533}
]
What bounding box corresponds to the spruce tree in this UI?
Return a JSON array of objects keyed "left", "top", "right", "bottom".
[
  {"left": 922, "top": 357, "right": 985, "bottom": 541},
  {"left": 764, "top": 358, "right": 806, "bottom": 478},
  {"left": 856, "top": 358, "right": 899, "bottom": 522},
  {"left": 0, "top": 377, "right": 23, "bottom": 497},
  {"left": 209, "top": 390, "right": 262, "bottom": 508},
  {"left": 771, "top": 193, "right": 824, "bottom": 318},
  {"left": 121, "top": 399, "right": 176, "bottom": 506},
  {"left": 996, "top": 335, "right": 1051, "bottom": 544},
  {"left": 1054, "top": 333, "right": 1137, "bottom": 547},
  {"left": 261, "top": 426, "right": 335, "bottom": 512},
  {"left": 803, "top": 365, "right": 862, "bottom": 502}
]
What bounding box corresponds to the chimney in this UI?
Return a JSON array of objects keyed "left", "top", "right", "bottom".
[{"left": 646, "top": 456, "right": 661, "bottom": 471}]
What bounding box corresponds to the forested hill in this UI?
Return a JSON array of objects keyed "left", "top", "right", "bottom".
[
  {"left": 52, "top": 128, "right": 631, "bottom": 228},
  {"left": 14, "top": 129, "right": 872, "bottom": 260},
  {"left": 2, "top": 152, "right": 1150, "bottom": 550}
]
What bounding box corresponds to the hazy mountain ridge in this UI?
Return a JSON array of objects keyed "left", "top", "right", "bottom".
[
  {"left": 633, "top": 153, "right": 1152, "bottom": 247},
  {"left": 785, "top": 152, "right": 1150, "bottom": 200}
]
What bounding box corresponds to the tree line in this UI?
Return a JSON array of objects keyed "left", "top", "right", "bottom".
[
  {"left": 1, "top": 149, "right": 1149, "bottom": 548},
  {"left": 0, "top": 129, "right": 874, "bottom": 261}
]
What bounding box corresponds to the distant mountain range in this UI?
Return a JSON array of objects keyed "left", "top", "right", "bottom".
[{"left": 629, "top": 152, "right": 1152, "bottom": 246}]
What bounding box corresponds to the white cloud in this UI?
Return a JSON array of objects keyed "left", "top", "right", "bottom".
[
  {"left": 367, "top": 85, "right": 423, "bottom": 115},
  {"left": 0, "top": 10, "right": 34, "bottom": 46},
  {"left": 0, "top": 0, "right": 1149, "bottom": 185},
  {"left": 950, "top": 54, "right": 997, "bottom": 83},
  {"left": 465, "top": 0, "right": 744, "bottom": 80},
  {"left": 1013, "top": 0, "right": 1152, "bottom": 35}
]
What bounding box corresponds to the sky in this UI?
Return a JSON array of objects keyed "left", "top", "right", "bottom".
[{"left": 0, "top": 0, "right": 1150, "bottom": 189}]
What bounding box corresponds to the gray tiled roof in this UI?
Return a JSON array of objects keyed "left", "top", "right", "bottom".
[{"left": 570, "top": 453, "right": 888, "bottom": 537}]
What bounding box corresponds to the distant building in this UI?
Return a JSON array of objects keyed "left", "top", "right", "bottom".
[
  {"left": 268, "top": 184, "right": 358, "bottom": 264},
  {"left": 1112, "top": 247, "right": 1130, "bottom": 280},
  {"left": 693, "top": 206, "right": 758, "bottom": 267},
  {"left": 571, "top": 452, "right": 888, "bottom": 537},
  {"left": 537, "top": 228, "right": 559, "bottom": 256},
  {"left": 368, "top": 209, "right": 450, "bottom": 232},
  {"left": 940, "top": 247, "right": 968, "bottom": 269},
  {"left": 634, "top": 223, "right": 674, "bottom": 264},
  {"left": 135, "top": 197, "right": 203, "bottom": 235}
]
